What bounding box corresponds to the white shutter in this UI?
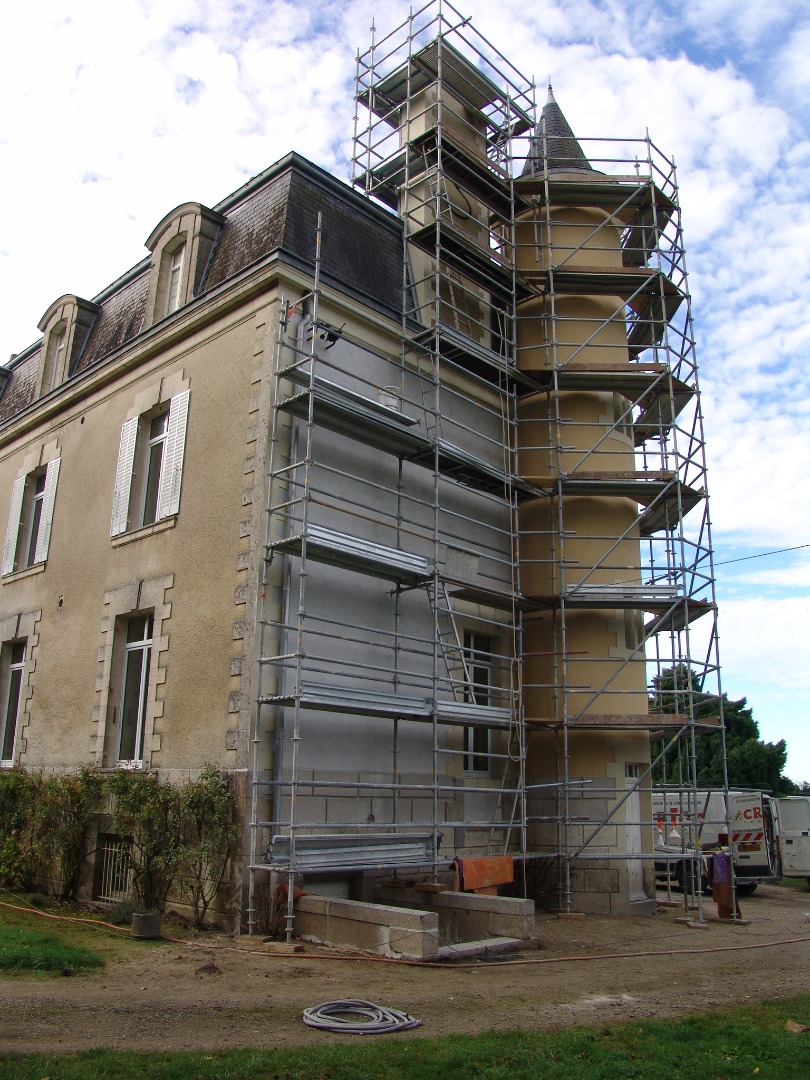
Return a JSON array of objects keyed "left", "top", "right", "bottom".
[
  {"left": 110, "top": 417, "right": 138, "bottom": 537},
  {"left": 2, "top": 476, "right": 26, "bottom": 576},
  {"left": 33, "top": 457, "right": 61, "bottom": 565},
  {"left": 156, "top": 389, "right": 189, "bottom": 520}
]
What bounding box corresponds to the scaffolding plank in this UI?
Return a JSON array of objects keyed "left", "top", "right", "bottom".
[
  {"left": 644, "top": 599, "right": 713, "bottom": 635},
  {"left": 358, "top": 39, "right": 533, "bottom": 136},
  {"left": 526, "top": 471, "right": 704, "bottom": 532},
  {"left": 515, "top": 174, "right": 675, "bottom": 220},
  {"left": 261, "top": 681, "right": 515, "bottom": 730},
  {"left": 521, "top": 362, "right": 672, "bottom": 396},
  {"left": 634, "top": 378, "right": 695, "bottom": 443},
  {"left": 432, "top": 439, "right": 545, "bottom": 501},
  {"left": 435, "top": 700, "right": 513, "bottom": 728},
  {"left": 263, "top": 683, "right": 430, "bottom": 719},
  {"left": 359, "top": 128, "right": 525, "bottom": 218},
  {"left": 279, "top": 383, "right": 428, "bottom": 458},
  {"left": 408, "top": 219, "right": 519, "bottom": 300},
  {"left": 270, "top": 525, "right": 432, "bottom": 584},
  {"left": 527, "top": 713, "right": 692, "bottom": 730},
  {"left": 517, "top": 265, "right": 684, "bottom": 358},
  {"left": 267, "top": 832, "right": 438, "bottom": 872},
  {"left": 278, "top": 369, "right": 542, "bottom": 501},
  {"left": 445, "top": 578, "right": 548, "bottom": 612}
]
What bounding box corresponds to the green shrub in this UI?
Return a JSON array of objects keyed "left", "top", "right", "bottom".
[
  {"left": 106, "top": 898, "right": 138, "bottom": 925},
  {"left": 0, "top": 768, "right": 41, "bottom": 889},
  {"left": 177, "top": 766, "right": 238, "bottom": 928},
  {"left": 34, "top": 768, "right": 103, "bottom": 900},
  {"left": 107, "top": 770, "right": 184, "bottom": 913}
]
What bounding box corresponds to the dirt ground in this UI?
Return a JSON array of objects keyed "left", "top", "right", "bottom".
[{"left": 2, "top": 883, "right": 809, "bottom": 1055}]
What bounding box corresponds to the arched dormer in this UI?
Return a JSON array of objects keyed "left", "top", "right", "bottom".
[
  {"left": 144, "top": 202, "right": 224, "bottom": 327},
  {"left": 36, "top": 295, "right": 100, "bottom": 397}
]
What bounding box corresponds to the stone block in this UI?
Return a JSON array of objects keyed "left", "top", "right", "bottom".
[{"left": 293, "top": 894, "right": 439, "bottom": 959}]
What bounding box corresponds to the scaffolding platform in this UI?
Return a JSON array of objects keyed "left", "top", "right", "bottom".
[
  {"left": 278, "top": 369, "right": 544, "bottom": 500},
  {"left": 267, "top": 832, "right": 439, "bottom": 873},
  {"left": 527, "top": 471, "right": 704, "bottom": 533},
  {"left": 260, "top": 681, "right": 514, "bottom": 729}
]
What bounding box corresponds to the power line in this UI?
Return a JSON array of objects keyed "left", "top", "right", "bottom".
[{"left": 715, "top": 543, "right": 809, "bottom": 568}]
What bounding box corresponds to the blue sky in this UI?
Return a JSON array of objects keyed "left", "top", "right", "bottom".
[{"left": 1, "top": 0, "right": 808, "bottom": 780}]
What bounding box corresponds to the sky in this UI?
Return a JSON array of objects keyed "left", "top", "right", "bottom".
[{"left": 1, "top": 0, "right": 808, "bottom": 781}]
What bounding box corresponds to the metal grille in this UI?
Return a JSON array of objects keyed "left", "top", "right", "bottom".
[{"left": 94, "top": 834, "right": 132, "bottom": 904}]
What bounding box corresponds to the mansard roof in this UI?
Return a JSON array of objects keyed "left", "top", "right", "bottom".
[
  {"left": 0, "top": 154, "right": 404, "bottom": 424},
  {"left": 521, "top": 86, "right": 594, "bottom": 177}
]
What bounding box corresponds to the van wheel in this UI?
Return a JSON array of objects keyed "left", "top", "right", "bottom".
[{"left": 736, "top": 882, "right": 757, "bottom": 896}]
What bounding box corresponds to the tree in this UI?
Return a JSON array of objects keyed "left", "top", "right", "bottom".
[{"left": 651, "top": 665, "right": 792, "bottom": 793}]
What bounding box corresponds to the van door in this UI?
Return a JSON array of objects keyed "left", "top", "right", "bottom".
[
  {"left": 729, "top": 792, "right": 772, "bottom": 879},
  {"left": 778, "top": 798, "right": 810, "bottom": 877}
]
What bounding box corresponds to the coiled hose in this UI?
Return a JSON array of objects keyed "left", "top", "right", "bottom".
[{"left": 302, "top": 999, "right": 421, "bottom": 1034}]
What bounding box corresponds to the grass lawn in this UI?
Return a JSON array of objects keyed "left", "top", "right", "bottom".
[
  {"left": 0, "top": 922, "right": 103, "bottom": 974},
  {"left": 0, "top": 995, "right": 808, "bottom": 1079}
]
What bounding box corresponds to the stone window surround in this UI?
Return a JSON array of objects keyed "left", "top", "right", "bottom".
[
  {"left": 36, "top": 295, "right": 99, "bottom": 397},
  {"left": 144, "top": 202, "right": 224, "bottom": 328},
  {"left": 90, "top": 574, "right": 173, "bottom": 770},
  {"left": 2, "top": 438, "right": 61, "bottom": 578},
  {"left": 0, "top": 609, "right": 42, "bottom": 766},
  {"left": 109, "top": 369, "right": 189, "bottom": 538}
]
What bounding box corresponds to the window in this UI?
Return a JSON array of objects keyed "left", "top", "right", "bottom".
[
  {"left": 463, "top": 630, "right": 491, "bottom": 773},
  {"left": 116, "top": 614, "right": 153, "bottom": 766},
  {"left": 0, "top": 640, "right": 26, "bottom": 765},
  {"left": 110, "top": 389, "right": 189, "bottom": 536},
  {"left": 164, "top": 243, "right": 185, "bottom": 317},
  {"left": 2, "top": 458, "right": 61, "bottom": 576},
  {"left": 43, "top": 327, "right": 67, "bottom": 394}
]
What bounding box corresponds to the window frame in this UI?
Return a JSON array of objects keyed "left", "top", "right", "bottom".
[
  {"left": 110, "top": 389, "right": 189, "bottom": 537},
  {"left": 2, "top": 457, "right": 61, "bottom": 576},
  {"left": 463, "top": 629, "right": 492, "bottom": 774},
  {"left": 0, "top": 639, "right": 26, "bottom": 766},
  {"left": 164, "top": 242, "right": 186, "bottom": 317},
  {"left": 115, "top": 613, "right": 154, "bottom": 768}
]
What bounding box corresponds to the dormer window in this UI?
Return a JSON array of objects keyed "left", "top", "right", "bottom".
[
  {"left": 35, "top": 296, "right": 99, "bottom": 398},
  {"left": 145, "top": 203, "right": 223, "bottom": 327}
]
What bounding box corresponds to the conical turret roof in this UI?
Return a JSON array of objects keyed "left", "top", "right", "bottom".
[{"left": 521, "top": 86, "right": 594, "bottom": 177}]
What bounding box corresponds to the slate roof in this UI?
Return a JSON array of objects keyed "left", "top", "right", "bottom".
[
  {"left": 1, "top": 154, "right": 404, "bottom": 423},
  {"left": 521, "top": 86, "right": 594, "bottom": 177}
]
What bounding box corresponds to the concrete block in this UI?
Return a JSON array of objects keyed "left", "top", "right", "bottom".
[
  {"left": 375, "top": 887, "right": 535, "bottom": 946},
  {"left": 293, "top": 894, "right": 439, "bottom": 960}
]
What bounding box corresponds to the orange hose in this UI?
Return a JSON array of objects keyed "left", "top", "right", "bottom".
[{"left": 3, "top": 898, "right": 808, "bottom": 970}]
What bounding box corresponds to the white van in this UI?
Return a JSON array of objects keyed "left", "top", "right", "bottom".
[
  {"left": 769, "top": 796, "right": 810, "bottom": 884},
  {"left": 653, "top": 788, "right": 776, "bottom": 894}
]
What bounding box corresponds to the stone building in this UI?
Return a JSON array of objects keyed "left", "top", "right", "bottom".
[{"left": 0, "top": 4, "right": 721, "bottom": 929}]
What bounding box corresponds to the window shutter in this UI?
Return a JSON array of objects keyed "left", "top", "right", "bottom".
[
  {"left": 2, "top": 477, "right": 26, "bottom": 576},
  {"left": 33, "top": 457, "right": 61, "bottom": 564},
  {"left": 110, "top": 417, "right": 138, "bottom": 537},
  {"left": 156, "top": 389, "right": 189, "bottom": 520}
]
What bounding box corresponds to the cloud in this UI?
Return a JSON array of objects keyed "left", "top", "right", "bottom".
[{"left": 0, "top": 0, "right": 807, "bottom": 777}]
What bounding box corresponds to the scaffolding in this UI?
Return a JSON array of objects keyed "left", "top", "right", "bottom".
[{"left": 248, "top": 0, "right": 726, "bottom": 932}]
